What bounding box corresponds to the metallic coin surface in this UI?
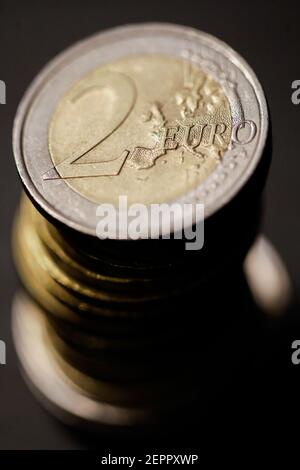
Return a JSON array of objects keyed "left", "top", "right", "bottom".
[
  {"left": 12, "top": 292, "right": 160, "bottom": 429},
  {"left": 49, "top": 55, "right": 232, "bottom": 206},
  {"left": 13, "top": 23, "right": 268, "bottom": 237}
]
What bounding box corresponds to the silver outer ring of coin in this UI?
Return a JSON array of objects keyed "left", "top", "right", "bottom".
[{"left": 13, "top": 23, "right": 268, "bottom": 238}]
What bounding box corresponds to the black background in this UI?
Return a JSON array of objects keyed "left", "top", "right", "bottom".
[{"left": 0, "top": 0, "right": 299, "bottom": 451}]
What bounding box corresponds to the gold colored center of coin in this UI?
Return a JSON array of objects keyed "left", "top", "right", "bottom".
[{"left": 49, "top": 55, "right": 232, "bottom": 205}]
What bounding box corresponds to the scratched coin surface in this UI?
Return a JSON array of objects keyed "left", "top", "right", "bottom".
[{"left": 13, "top": 23, "right": 268, "bottom": 236}]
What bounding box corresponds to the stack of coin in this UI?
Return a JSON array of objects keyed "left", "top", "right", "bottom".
[{"left": 12, "top": 24, "right": 272, "bottom": 431}]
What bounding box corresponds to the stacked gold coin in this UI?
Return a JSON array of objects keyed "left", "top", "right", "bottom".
[
  {"left": 14, "top": 194, "right": 221, "bottom": 428},
  {"left": 12, "top": 24, "right": 272, "bottom": 431}
]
